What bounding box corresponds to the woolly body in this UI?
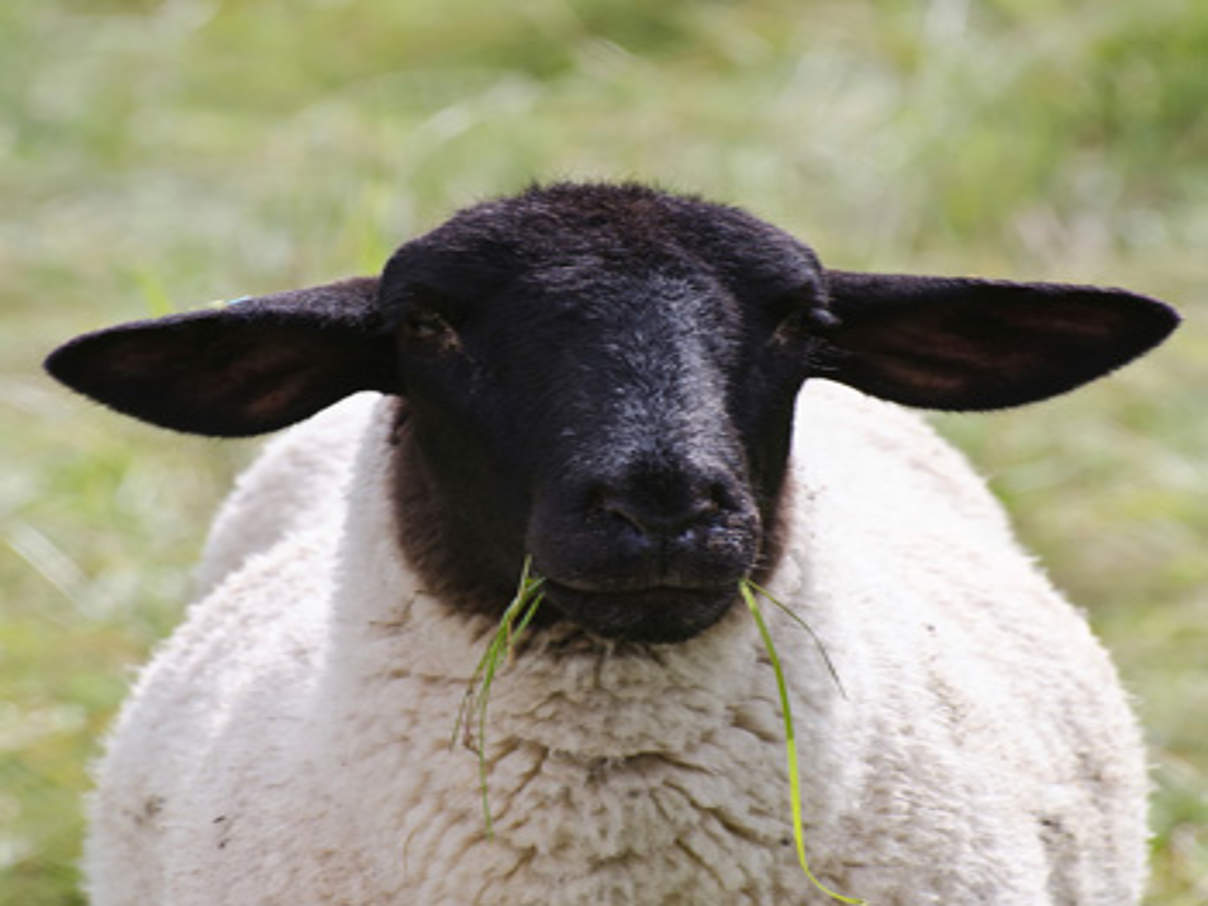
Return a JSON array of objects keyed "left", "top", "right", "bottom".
[{"left": 85, "top": 382, "right": 1147, "bottom": 905}]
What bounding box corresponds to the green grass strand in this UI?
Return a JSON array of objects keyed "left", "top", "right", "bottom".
[
  {"left": 453, "top": 556, "right": 545, "bottom": 838},
  {"left": 744, "top": 579, "right": 847, "bottom": 699},
  {"left": 741, "top": 581, "right": 864, "bottom": 905}
]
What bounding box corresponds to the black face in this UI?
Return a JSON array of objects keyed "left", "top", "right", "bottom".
[
  {"left": 42, "top": 181, "right": 1177, "bottom": 644},
  {"left": 381, "top": 186, "right": 826, "bottom": 642}
]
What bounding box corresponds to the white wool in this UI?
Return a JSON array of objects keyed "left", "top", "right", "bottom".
[
  {"left": 84, "top": 382, "right": 1148, "bottom": 905},
  {"left": 193, "top": 392, "right": 378, "bottom": 597}
]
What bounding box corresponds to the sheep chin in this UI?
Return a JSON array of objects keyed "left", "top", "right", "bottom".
[{"left": 539, "top": 581, "right": 739, "bottom": 644}]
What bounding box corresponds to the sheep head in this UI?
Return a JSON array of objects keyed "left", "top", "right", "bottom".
[{"left": 45, "top": 183, "right": 1178, "bottom": 643}]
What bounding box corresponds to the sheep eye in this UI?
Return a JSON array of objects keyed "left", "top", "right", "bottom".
[
  {"left": 770, "top": 308, "right": 810, "bottom": 345},
  {"left": 403, "top": 309, "right": 459, "bottom": 349},
  {"left": 770, "top": 304, "right": 840, "bottom": 347}
]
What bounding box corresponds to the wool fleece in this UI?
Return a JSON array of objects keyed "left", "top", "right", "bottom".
[{"left": 84, "top": 383, "right": 1147, "bottom": 906}]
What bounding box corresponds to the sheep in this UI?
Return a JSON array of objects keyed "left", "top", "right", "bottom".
[{"left": 44, "top": 182, "right": 1179, "bottom": 905}]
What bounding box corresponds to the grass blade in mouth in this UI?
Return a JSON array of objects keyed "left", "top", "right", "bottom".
[
  {"left": 452, "top": 555, "right": 545, "bottom": 838},
  {"left": 743, "top": 578, "right": 847, "bottom": 700},
  {"left": 452, "top": 565, "right": 862, "bottom": 904},
  {"left": 740, "top": 579, "right": 864, "bottom": 905}
]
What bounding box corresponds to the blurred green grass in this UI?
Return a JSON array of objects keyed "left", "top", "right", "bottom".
[{"left": 2, "top": 0, "right": 1204, "bottom": 903}]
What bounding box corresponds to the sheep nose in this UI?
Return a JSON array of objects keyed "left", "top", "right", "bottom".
[
  {"left": 526, "top": 456, "right": 760, "bottom": 611},
  {"left": 589, "top": 460, "right": 745, "bottom": 545},
  {"left": 597, "top": 488, "right": 724, "bottom": 541}
]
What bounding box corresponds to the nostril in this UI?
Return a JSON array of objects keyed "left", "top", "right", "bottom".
[
  {"left": 541, "top": 472, "right": 759, "bottom": 595},
  {"left": 595, "top": 487, "right": 726, "bottom": 541},
  {"left": 706, "top": 480, "right": 733, "bottom": 512},
  {"left": 596, "top": 494, "right": 635, "bottom": 529},
  {"left": 597, "top": 495, "right": 654, "bottom": 536}
]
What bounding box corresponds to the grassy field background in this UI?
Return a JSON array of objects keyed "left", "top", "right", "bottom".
[{"left": 2, "top": 0, "right": 1204, "bottom": 902}]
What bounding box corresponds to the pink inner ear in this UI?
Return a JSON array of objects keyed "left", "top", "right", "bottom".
[
  {"left": 819, "top": 271, "right": 1178, "bottom": 411},
  {"left": 43, "top": 274, "right": 396, "bottom": 437}
]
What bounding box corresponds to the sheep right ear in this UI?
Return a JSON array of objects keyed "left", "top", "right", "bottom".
[
  {"left": 44, "top": 277, "right": 397, "bottom": 437},
  {"left": 810, "top": 271, "right": 1179, "bottom": 410}
]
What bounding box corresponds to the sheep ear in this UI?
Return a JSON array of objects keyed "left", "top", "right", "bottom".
[
  {"left": 44, "top": 276, "right": 396, "bottom": 436},
  {"left": 810, "top": 271, "right": 1179, "bottom": 410}
]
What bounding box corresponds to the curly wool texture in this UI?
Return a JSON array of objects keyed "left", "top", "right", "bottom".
[{"left": 84, "top": 383, "right": 1148, "bottom": 905}]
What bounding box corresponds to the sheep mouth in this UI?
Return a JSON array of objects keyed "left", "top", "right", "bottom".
[{"left": 540, "top": 580, "right": 738, "bottom": 644}]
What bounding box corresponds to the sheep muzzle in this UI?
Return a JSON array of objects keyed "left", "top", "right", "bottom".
[{"left": 526, "top": 460, "right": 762, "bottom": 643}]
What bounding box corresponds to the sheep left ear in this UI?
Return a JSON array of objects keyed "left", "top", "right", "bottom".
[
  {"left": 809, "top": 271, "right": 1180, "bottom": 410},
  {"left": 44, "top": 276, "right": 396, "bottom": 437}
]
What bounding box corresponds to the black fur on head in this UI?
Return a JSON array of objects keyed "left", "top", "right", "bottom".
[{"left": 44, "top": 182, "right": 1179, "bottom": 643}]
